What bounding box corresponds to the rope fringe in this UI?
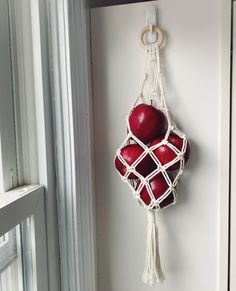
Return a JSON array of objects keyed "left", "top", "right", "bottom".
[{"left": 142, "top": 210, "right": 165, "bottom": 286}]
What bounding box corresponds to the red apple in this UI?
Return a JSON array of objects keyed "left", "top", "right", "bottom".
[
  {"left": 168, "top": 133, "right": 190, "bottom": 162},
  {"left": 115, "top": 144, "right": 156, "bottom": 179},
  {"left": 150, "top": 133, "right": 190, "bottom": 171},
  {"left": 129, "top": 104, "right": 166, "bottom": 144},
  {"left": 139, "top": 173, "right": 169, "bottom": 205},
  {"left": 159, "top": 193, "right": 175, "bottom": 209}
]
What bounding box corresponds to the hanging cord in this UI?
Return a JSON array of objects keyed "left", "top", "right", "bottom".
[
  {"left": 142, "top": 209, "right": 165, "bottom": 286},
  {"left": 115, "top": 27, "right": 189, "bottom": 286}
]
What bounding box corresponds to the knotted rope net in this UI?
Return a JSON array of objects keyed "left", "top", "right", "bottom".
[{"left": 115, "top": 37, "right": 189, "bottom": 286}]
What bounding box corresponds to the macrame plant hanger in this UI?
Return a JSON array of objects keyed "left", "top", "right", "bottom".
[{"left": 115, "top": 6, "right": 190, "bottom": 287}]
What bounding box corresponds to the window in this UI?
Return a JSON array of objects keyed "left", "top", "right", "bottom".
[
  {"left": 1, "top": 0, "right": 96, "bottom": 289},
  {"left": 0, "top": 186, "right": 48, "bottom": 291},
  {"left": 0, "top": 0, "right": 59, "bottom": 290},
  {"left": 0, "top": 229, "right": 20, "bottom": 291},
  {"left": 0, "top": 227, "right": 23, "bottom": 291}
]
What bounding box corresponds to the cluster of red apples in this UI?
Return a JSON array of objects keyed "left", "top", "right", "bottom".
[{"left": 115, "top": 103, "right": 190, "bottom": 210}]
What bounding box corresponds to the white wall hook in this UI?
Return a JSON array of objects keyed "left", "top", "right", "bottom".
[{"left": 146, "top": 6, "right": 157, "bottom": 44}]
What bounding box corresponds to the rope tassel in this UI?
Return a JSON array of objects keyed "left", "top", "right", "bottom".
[{"left": 142, "top": 209, "right": 165, "bottom": 286}]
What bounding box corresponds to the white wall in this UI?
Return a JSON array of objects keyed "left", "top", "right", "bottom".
[{"left": 91, "top": 1, "right": 230, "bottom": 291}]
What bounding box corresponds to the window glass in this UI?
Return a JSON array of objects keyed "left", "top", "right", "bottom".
[
  {"left": 0, "top": 226, "right": 23, "bottom": 291},
  {"left": 0, "top": 216, "right": 40, "bottom": 291}
]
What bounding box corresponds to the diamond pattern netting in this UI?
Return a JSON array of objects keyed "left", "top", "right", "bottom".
[{"left": 115, "top": 43, "right": 189, "bottom": 211}]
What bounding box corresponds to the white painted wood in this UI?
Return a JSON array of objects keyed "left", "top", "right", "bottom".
[
  {"left": 218, "top": 1, "right": 231, "bottom": 290},
  {"left": 91, "top": 1, "right": 231, "bottom": 291},
  {"left": 48, "top": 1, "right": 77, "bottom": 289},
  {"left": 48, "top": 0, "right": 97, "bottom": 290},
  {"left": 8, "top": 0, "right": 61, "bottom": 290},
  {"left": 67, "top": 2, "right": 98, "bottom": 290},
  {"left": 0, "top": 0, "right": 17, "bottom": 192},
  {"left": 15, "top": 225, "right": 24, "bottom": 291},
  {"left": 8, "top": 0, "right": 39, "bottom": 185},
  {"left": 0, "top": 185, "right": 42, "bottom": 237},
  {"left": 28, "top": 1, "right": 62, "bottom": 289},
  {"left": 230, "top": 3, "right": 236, "bottom": 290},
  {"left": 0, "top": 2, "right": 50, "bottom": 289},
  {"left": 30, "top": 192, "right": 48, "bottom": 291},
  {"left": 0, "top": 185, "right": 49, "bottom": 291}
]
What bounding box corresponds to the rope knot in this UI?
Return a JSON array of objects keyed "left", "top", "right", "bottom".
[
  {"left": 147, "top": 209, "right": 156, "bottom": 224},
  {"left": 178, "top": 169, "right": 183, "bottom": 175},
  {"left": 179, "top": 153, "right": 184, "bottom": 159},
  {"left": 141, "top": 178, "right": 147, "bottom": 185},
  {"left": 144, "top": 148, "right": 150, "bottom": 154},
  {"left": 128, "top": 166, "right": 135, "bottom": 173},
  {"left": 133, "top": 191, "right": 140, "bottom": 199},
  {"left": 116, "top": 149, "right": 121, "bottom": 156}
]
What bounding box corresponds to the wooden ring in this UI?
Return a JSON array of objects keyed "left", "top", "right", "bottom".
[{"left": 139, "top": 26, "right": 164, "bottom": 48}]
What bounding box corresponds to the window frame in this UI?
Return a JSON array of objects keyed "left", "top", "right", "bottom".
[
  {"left": 231, "top": 2, "right": 236, "bottom": 290},
  {"left": 0, "top": 0, "right": 61, "bottom": 290},
  {"left": 0, "top": 0, "right": 17, "bottom": 193},
  {"left": 1, "top": 0, "right": 98, "bottom": 286},
  {"left": 0, "top": 230, "right": 17, "bottom": 273},
  {"left": 0, "top": 185, "right": 48, "bottom": 291},
  {"left": 48, "top": 0, "right": 97, "bottom": 290}
]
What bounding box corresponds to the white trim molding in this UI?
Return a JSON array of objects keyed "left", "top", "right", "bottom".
[
  {"left": 49, "top": 0, "right": 97, "bottom": 291},
  {"left": 0, "top": 0, "right": 17, "bottom": 192},
  {"left": 0, "top": 185, "right": 42, "bottom": 237},
  {"left": 218, "top": 1, "right": 232, "bottom": 291},
  {"left": 8, "top": 0, "right": 61, "bottom": 290},
  {"left": 231, "top": 2, "right": 236, "bottom": 290},
  {"left": 0, "top": 185, "right": 49, "bottom": 291}
]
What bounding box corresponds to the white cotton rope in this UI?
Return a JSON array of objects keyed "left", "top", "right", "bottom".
[
  {"left": 115, "top": 42, "right": 189, "bottom": 286},
  {"left": 116, "top": 43, "right": 187, "bottom": 211},
  {"left": 142, "top": 209, "right": 165, "bottom": 286}
]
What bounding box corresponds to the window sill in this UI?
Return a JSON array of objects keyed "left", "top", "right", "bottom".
[{"left": 0, "top": 185, "right": 44, "bottom": 237}]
